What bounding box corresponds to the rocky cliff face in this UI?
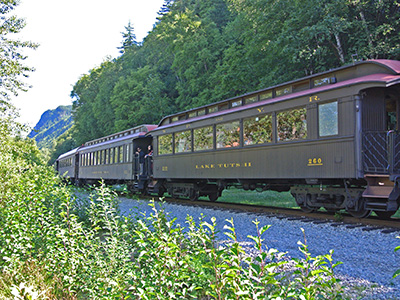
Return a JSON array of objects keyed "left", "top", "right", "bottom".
[{"left": 28, "top": 105, "right": 73, "bottom": 149}]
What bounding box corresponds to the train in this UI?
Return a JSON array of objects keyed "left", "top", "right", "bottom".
[{"left": 56, "top": 59, "right": 400, "bottom": 219}]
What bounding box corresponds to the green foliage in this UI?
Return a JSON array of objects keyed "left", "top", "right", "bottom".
[
  {"left": 47, "top": 125, "right": 77, "bottom": 165},
  {"left": 0, "top": 0, "right": 38, "bottom": 102},
  {"left": 0, "top": 136, "right": 346, "bottom": 299}
]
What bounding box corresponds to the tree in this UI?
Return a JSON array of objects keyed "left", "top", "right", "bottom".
[
  {"left": 0, "top": 0, "right": 38, "bottom": 105},
  {"left": 118, "top": 21, "right": 138, "bottom": 54}
]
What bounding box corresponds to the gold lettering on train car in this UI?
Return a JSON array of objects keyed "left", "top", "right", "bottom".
[
  {"left": 186, "top": 124, "right": 191, "bottom": 129},
  {"left": 215, "top": 117, "right": 224, "bottom": 122},
  {"left": 162, "top": 166, "right": 168, "bottom": 171},
  {"left": 257, "top": 107, "right": 265, "bottom": 113},
  {"left": 196, "top": 162, "right": 252, "bottom": 169},
  {"left": 309, "top": 95, "right": 320, "bottom": 102},
  {"left": 307, "top": 158, "right": 323, "bottom": 166}
]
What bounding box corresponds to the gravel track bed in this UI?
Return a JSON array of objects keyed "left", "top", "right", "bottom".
[{"left": 119, "top": 197, "right": 400, "bottom": 299}]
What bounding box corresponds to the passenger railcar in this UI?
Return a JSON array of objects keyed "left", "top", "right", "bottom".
[
  {"left": 57, "top": 59, "right": 400, "bottom": 218},
  {"left": 56, "top": 147, "right": 81, "bottom": 183}
]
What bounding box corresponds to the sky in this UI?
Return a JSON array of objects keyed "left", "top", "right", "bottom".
[{"left": 12, "top": 0, "right": 165, "bottom": 127}]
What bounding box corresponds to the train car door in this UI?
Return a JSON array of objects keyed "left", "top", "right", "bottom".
[{"left": 132, "top": 137, "right": 153, "bottom": 180}]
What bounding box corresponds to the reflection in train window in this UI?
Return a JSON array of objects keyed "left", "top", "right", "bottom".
[
  {"left": 114, "top": 147, "right": 119, "bottom": 164},
  {"left": 110, "top": 148, "right": 114, "bottom": 164},
  {"left": 194, "top": 126, "right": 213, "bottom": 151},
  {"left": 277, "top": 107, "right": 307, "bottom": 141},
  {"left": 159, "top": 134, "right": 173, "bottom": 155},
  {"left": 105, "top": 149, "right": 109, "bottom": 164},
  {"left": 319, "top": 101, "right": 338, "bottom": 137},
  {"left": 244, "top": 114, "right": 273, "bottom": 145},
  {"left": 175, "top": 130, "right": 192, "bottom": 153},
  {"left": 119, "top": 146, "right": 124, "bottom": 163},
  {"left": 216, "top": 121, "right": 240, "bottom": 148}
]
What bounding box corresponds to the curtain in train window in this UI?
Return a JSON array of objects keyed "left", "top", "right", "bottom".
[
  {"left": 244, "top": 114, "right": 272, "bottom": 145},
  {"left": 159, "top": 134, "right": 173, "bottom": 155},
  {"left": 216, "top": 121, "right": 240, "bottom": 148},
  {"left": 194, "top": 126, "right": 213, "bottom": 151},
  {"left": 174, "top": 130, "right": 192, "bottom": 153},
  {"left": 277, "top": 107, "right": 307, "bottom": 141},
  {"left": 319, "top": 101, "right": 338, "bottom": 137}
]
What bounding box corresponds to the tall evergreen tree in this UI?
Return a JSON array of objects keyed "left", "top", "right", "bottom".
[{"left": 118, "top": 21, "right": 138, "bottom": 54}]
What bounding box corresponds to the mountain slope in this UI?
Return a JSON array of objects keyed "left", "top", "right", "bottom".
[{"left": 28, "top": 105, "right": 73, "bottom": 149}]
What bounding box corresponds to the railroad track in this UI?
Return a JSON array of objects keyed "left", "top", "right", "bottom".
[{"left": 147, "top": 196, "right": 400, "bottom": 234}]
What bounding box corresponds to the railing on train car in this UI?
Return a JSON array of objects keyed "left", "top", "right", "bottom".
[
  {"left": 363, "top": 131, "right": 400, "bottom": 174},
  {"left": 133, "top": 154, "right": 153, "bottom": 179},
  {"left": 387, "top": 131, "right": 400, "bottom": 174}
]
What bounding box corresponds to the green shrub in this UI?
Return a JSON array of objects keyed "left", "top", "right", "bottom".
[{"left": 0, "top": 119, "right": 345, "bottom": 298}]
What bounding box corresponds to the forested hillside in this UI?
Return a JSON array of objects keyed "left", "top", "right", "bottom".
[
  {"left": 66, "top": 0, "right": 400, "bottom": 149},
  {"left": 28, "top": 105, "right": 73, "bottom": 149}
]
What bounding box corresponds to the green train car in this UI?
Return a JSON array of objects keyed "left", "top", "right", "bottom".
[{"left": 57, "top": 59, "right": 400, "bottom": 218}]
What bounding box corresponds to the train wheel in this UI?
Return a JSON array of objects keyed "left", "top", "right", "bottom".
[
  {"left": 349, "top": 208, "right": 371, "bottom": 218},
  {"left": 294, "top": 194, "right": 315, "bottom": 213},
  {"left": 189, "top": 189, "right": 199, "bottom": 201},
  {"left": 375, "top": 211, "right": 395, "bottom": 219},
  {"left": 299, "top": 206, "right": 316, "bottom": 213},
  {"left": 208, "top": 192, "right": 218, "bottom": 202}
]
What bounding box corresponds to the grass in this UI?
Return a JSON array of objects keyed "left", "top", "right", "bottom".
[{"left": 217, "top": 188, "right": 298, "bottom": 208}]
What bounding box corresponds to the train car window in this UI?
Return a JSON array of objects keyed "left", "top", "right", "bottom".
[
  {"left": 194, "top": 126, "right": 213, "bottom": 151},
  {"left": 197, "top": 109, "right": 206, "bottom": 116},
  {"left": 109, "top": 148, "right": 114, "bottom": 164},
  {"left": 174, "top": 130, "right": 192, "bottom": 153},
  {"left": 119, "top": 146, "right": 124, "bottom": 163},
  {"left": 114, "top": 147, "right": 119, "bottom": 164},
  {"left": 319, "top": 101, "right": 338, "bottom": 137},
  {"left": 126, "top": 145, "right": 130, "bottom": 162},
  {"left": 293, "top": 81, "right": 309, "bottom": 92},
  {"left": 231, "top": 100, "right": 242, "bottom": 108},
  {"left": 259, "top": 91, "right": 272, "bottom": 101},
  {"left": 188, "top": 111, "right": 197, "bottom": 118},
  {"left": 244, "top": 114, "right": 273, "bottom": 145},
  {"left": 275, "top": 86, "right": 291, "bottom": 97},
  {"left": 216, "top": 121, "right": 241, "bottom": 148},
  {"left": 314, "top": 76, "right": 336, "bottom": 87},
  {"left": 208, "top": 105, "right": 218, "bottom": 113},
  {"left": 218, "top": 103, "right": 229, "bottom": 111},
  {"left": 386, "top": 98, "right": 397, "bottom": 130},
  {"left": 277, "top": 107, "right": 307, "bottom": 141},
  {"left": 100, "top": 150, "right": 104, "bottom": 165},
  {"left": 159, "top": 134, "right": 173, "bottom": 155},
  {"left": 245, "top": 95, "right": 258, "bottom": 104}
]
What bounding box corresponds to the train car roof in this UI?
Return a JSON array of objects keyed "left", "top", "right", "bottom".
[
  {"left": 155, "top": 59, "right": 400, "bottom": 131},
  {"left": 79, "top": 124, "right": 157, "bottom": 151},
  {"left": 56, "top": 146, "right": 81, "bottom": 161}
]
